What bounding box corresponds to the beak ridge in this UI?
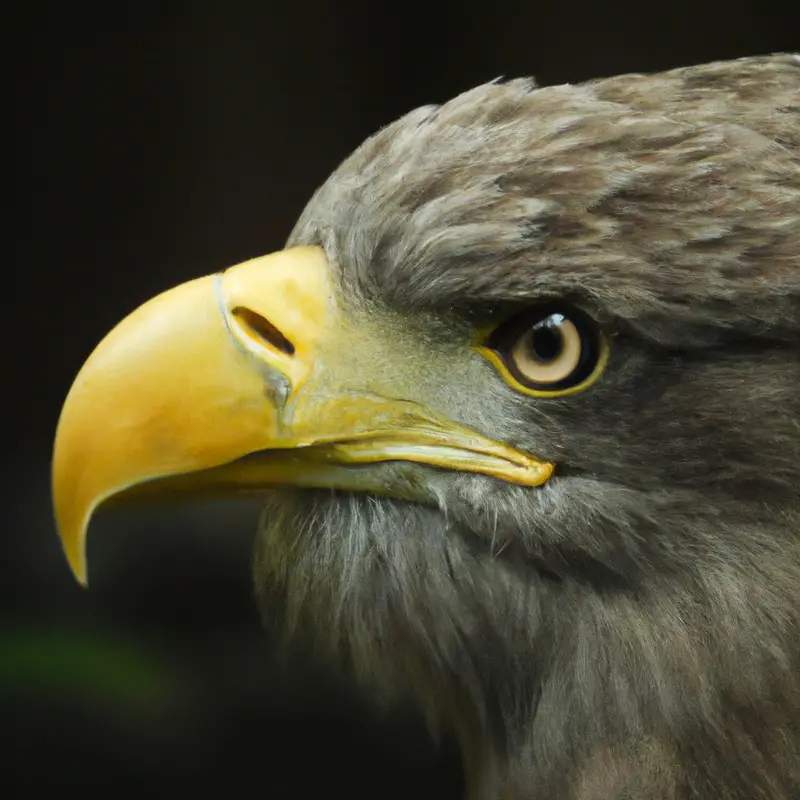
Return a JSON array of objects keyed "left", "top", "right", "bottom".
[{"left": 52, "top": 247, "right": 332, "bottom": 584}]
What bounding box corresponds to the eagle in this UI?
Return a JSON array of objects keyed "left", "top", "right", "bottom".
[{"left": 52, "top": 54, "right": 799, "bottom": 799}]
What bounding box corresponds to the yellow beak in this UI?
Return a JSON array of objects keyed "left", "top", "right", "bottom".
[{"left": 52, "top": 246, "right": 553, "bottom": 586}]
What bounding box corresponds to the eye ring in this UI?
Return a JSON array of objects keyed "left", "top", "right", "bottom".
[{"left": 475, "top": 304, "right": 608, "bottom": 397}]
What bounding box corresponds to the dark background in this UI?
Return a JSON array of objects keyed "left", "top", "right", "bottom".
[{"left": 7, "top": 2, "right": 797, "bottom": 796}]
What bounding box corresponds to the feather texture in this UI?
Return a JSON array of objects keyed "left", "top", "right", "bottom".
[{"left": 254, "top": 55, "right": 800, "bottom": 799}]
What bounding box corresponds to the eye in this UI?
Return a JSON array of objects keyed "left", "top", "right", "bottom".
[{"left": 477, "top": 305, "right": 608, "bottom": 397}]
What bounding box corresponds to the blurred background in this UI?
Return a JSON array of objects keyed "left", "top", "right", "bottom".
[{"left": 7, "top": 1, "right": 796, "bottom": 796}]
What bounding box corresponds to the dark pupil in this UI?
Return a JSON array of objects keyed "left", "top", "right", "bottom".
[{"left": 530, "top": 317, "right": 563, "bottom": 363}]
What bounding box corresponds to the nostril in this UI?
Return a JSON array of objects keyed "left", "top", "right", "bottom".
[{"left": 231, "top": 307, "right": 295, "bottom": 356}]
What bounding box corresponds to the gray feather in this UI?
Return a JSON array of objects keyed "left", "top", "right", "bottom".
[{"left": 255, "top": 54, "right": 799, "bottom": 799}]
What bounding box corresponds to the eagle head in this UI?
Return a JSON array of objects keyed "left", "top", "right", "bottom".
[{"left": 52, "top": 54, "right": 799, "bottom": 798}]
